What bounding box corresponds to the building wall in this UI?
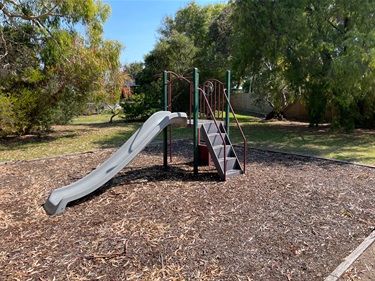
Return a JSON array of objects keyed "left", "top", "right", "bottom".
[
  {"left": 230, "top": 92, "right": 333, "bottom": 121},
  {"left": 283, "top": 101, "right": 309, "bottom": 120},
  {"left": 230, "top": 92, "right": 273, "bottom": 115}
]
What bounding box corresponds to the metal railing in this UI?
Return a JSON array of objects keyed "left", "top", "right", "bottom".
[
  {"left": 223, "top": 89, "right": 247, "bottom": 174},
  {"left": 199, "top": 87, "right": 247, "bottom": 178},
  {"left": 199, "top": 87, "right": 228, "bottom": 180}
]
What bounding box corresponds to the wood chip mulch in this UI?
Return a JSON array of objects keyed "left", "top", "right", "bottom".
[{"left": 0, "top": 140, "right": 374, "bottom": 280}]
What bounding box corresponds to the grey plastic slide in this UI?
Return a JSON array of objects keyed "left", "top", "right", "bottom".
[{"left": 44, "top": 111, "right": 187, "bottom": 215}]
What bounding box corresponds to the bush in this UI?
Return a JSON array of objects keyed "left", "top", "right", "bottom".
[
  {"left": 0, "top": 94, "right": 16, "bottom": 137},
  {"left": 0, "top": 87, "right": 53, "bottom": 136},
  {"left": 50, "top": 88, "right": 88, "bottom": 125},
  {"left": 120, "top": 93, "right": 158, "bottom": 121}
]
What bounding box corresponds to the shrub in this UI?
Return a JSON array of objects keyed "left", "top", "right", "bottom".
[{"left": 120, "top": 93, "right": 158, "bottom": 121}]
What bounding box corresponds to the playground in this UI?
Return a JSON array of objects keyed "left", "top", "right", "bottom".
[
  {"left": 1, "top": 69, "right": 374, "bottom": 280},
  {"left": 1, "top": 139, "right": 374, "bottom": 280}
]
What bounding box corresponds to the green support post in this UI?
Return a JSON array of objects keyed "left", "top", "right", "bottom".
[
  {"left": 163, "top": 71, "right": 168, "bottom": 168},
  {"left": 193, "top": 68, "right": 199, "bottom": 175},
  {"left": 225, "top": 70, "right": 231, "bottom": 136}
]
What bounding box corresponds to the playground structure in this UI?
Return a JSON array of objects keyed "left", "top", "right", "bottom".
[
  {"left": 44, "top": 68, "right": 246, "bottom": 215},
  {"left": 161, "top": 68, "right": 246, "bottom": 180}
]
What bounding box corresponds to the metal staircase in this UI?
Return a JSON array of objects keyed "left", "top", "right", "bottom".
[{"left": 201, "top": 121, "right": 243, "bottom": 180}]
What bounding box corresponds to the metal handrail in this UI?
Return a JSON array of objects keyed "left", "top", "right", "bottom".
[
  {"left": 223, "top": 89, "right": 247, "bottom": 174},
  {"left": 165, "top": 71, "right": 192, "bottom": 113},
  {"left": 199, "top": 88, "right": 228, "bottom": 180},
  {"left": 163, "top": 71, "right": 193, "bottom": 162}
]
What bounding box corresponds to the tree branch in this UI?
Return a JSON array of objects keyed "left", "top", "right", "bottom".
[
  {"left": 326, "top": 18, "right": 345, "bottom": 35},
  {"left": 0, "top": 0, "right": 62, "bottom": 21},
  {"left": 0, "top": 27, "right": 8, "bottom": 60}
]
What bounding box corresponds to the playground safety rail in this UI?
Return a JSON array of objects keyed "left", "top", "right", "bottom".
[
  {"left": 223, "top": 89, "right": 247, "bottom": 174},
  {"left": 199, "top": 87, "right": 228, "bottom": 179},
  {"left": 199, "top": 87, "right": 247, "bottom": 177}
]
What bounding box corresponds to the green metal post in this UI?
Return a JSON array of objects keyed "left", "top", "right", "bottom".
[
  {"left": 225, "top": 70, "right": 231, "bottom": 136},
  {"left": 193, "top": 68, "right": 199, "bottom": 175},
  {"left": 163, "top": 71, "right": 168, "bottom": 168}
]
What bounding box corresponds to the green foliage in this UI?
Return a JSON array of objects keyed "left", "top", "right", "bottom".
[
  {"left": 0, "top": 0, "right": 124, "bottom": 136},
  {"left": 120, "top": 93, "right": 158, "bottom": 121},
  {"left": 144, "top": 31, "right": 198, "bottom": 78},
  {"left": 124, "top": 62, "right": 144, "bottom": 80},
  {"left": 204, "top": 4, "right": 235, "bottom": 82},
  {"left": 150, "top": 2, "right": 226, "bottom": 79},
  {"left": 138, "top": 2, "right": 228, "bottom": 112},
  {"left": 303, "top": 85, "right": 328, "bottom": 127},
  {"left": 0, "top": 79, "right": 52, "bottom": 135},
  {"left": 50, "top": 88, "right": 88, "bottom": 125},
  {"left": 0, "top": 93, "right": 16, "bottom": 137},
  {"left": 232, "top": 0, "right": 375, "bottom": 130}
]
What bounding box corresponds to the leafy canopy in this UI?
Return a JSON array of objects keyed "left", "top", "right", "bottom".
[
  {"left": 232, "top": 0, "right": 375, "bottom": 129},
  {"left": 0, "top": 0, "right": 124, "bottom": 135}
]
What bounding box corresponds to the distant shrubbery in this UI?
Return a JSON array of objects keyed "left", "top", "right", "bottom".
[{"left": 120, "top": 93, "right": 158, "bottom": 121}]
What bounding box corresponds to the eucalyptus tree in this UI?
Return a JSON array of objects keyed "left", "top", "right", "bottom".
[
  {"left": 232, "top": 0, "right": 375, "bottom": 129},
  {"left": 156, "top": 2, "right": 226, "bottom": 80},
  {"left": 0, "top": 0, "right": 123, "bottom": 135},
  {"left": 136, "top": 2, "right": 227, "bottom": 115},
  {"left": 124, "top": 62, "right": 144, "bottom": 82}
]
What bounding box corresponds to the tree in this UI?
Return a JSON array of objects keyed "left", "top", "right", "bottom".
[
  {"left": 157, "top": 1, "right": 226, "bottom": 80},
  {"left": 134, "top": 28, "right": 199, "bottom": 116},
  {"left": 0, "top": 0, "right": 111, "bottom": 66},
  {"left": 134, "top": 2, "right": 231, "bottom": 115},
  {"left": 232, "top": 0, "right": 375, "bottom": 129},
  {"left": 124, "top": 62, "right": 144, "bottom": 82},
  {"left": 0, "top": 0, "right": 124, "bottom": 135},
  {"left": 205, "top": 3, "right": 237, "bottom": 82}
]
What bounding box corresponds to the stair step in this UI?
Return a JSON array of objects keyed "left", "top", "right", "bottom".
[
  {"left": 201, "top": 120, "right": 243, "bottom": 180},
  {"left": 213, "top": 145, "right": 234, "bottom": 158},
  {"left": 218, "top": 157, "right": 238, "bottom": 170},
  {"left": 203, "top": 122, "right": 224, "bottom": 134},
  {"left": 226, "top": 169, "right": 243, "bottom": 178},
  {"left": 208, "top": 133, "right": 228, "bottom": 146}
]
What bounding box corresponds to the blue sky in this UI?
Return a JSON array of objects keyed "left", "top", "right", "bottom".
[{"left": 102, "top": 0, "right": 227, "bottom": 65}]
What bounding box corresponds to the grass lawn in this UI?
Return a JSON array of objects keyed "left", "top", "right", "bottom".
[
  {"left": 1, "top": 113, "right": 374, "bottom": 165},
  {"left": 230, "top": 114, "right": 375, "bottom": 165}
]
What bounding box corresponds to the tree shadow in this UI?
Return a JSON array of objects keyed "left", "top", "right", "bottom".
[
  {"left": 71, "top": 118, "right": 136, "bottom": 129},
  {"left": 0, "top": 130, "right": 78, "bottom": 151},
  {"left": 66, "top": 162, "right": 221, "bottom": 211},
  {"left": 91, "top": 124, "right": 192, "bottom": 150},
  {"left": 58, "top": 137, "right": 374, "bottom": 213},
  {"left": 232, "top": 121, "right": 375, "bottom": 165}
]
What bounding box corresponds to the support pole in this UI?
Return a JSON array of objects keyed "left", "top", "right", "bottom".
[
  {"left": 168, "top": 72, "right": 173, "bottom": 163},
  {"left": 193, "top": 68, "right": 199, "bottom": 175},
  {"left": 225, "top": 70, "right": 231, "bottom": 136},
  {"left": 163, "top": 71, "right": 168, "bottom": 168}
]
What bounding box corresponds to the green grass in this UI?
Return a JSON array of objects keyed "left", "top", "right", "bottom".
[
  {"left": 229, "top": 113, "right": 375, "bottom": 165},
  {"left": 0, "top": 114, "right": 193, "bottom": 163},
  {"left": 1, "top": 113, "right": 374, "bottom": 165}
]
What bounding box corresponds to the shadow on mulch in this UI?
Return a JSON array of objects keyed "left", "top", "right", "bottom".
[
  {"left": 66, "top": 140, "right": 371, "bottom": 221},
  {"left": 1, "top": 140, "right": 374, "bottom": 280},
  {"left": 67, "top": 163, "right": 221, "bottom": 211}
]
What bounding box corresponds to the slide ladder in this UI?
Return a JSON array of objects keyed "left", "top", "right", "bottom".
[{"left": 201, "top": 121, "right": 243, "bottom": 180}]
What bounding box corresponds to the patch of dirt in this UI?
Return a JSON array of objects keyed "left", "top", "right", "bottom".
[{"left": 0, "top": 140, "right": 374, "bottom": 280}]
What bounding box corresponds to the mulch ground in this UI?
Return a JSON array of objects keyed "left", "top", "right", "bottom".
[{"left": 1, "top": 140, "right": 374, "bottom": 281}]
